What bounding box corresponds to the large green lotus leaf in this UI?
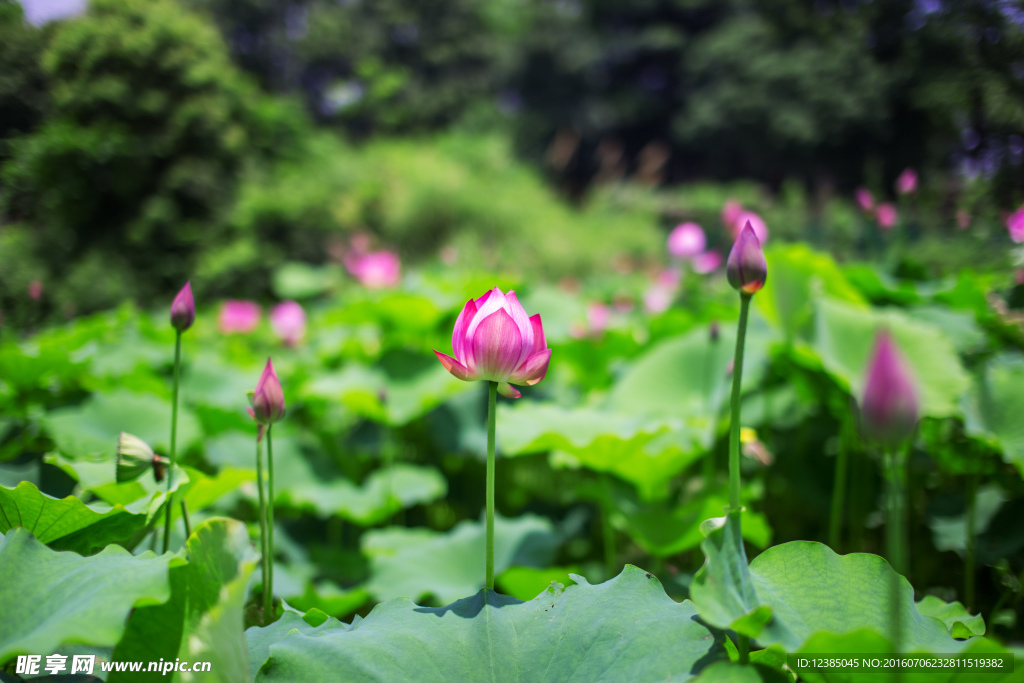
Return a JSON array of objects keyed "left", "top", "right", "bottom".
[
  {"left": 962, "top": 353, "right": 1024, "bottom": 475},
  {"left": 249, "top": 566, "right": 724, "bottom": 682},
  {"left": 362, "top": 514, "right": 559, "bottom": 604},
  {"left": 690, "top": 513, "right": 982, "bottom": 653},
  {"left": 43, "top": 390, "right": 202, "bottom": 460},
  {"left": 690, "top": 661, "right": 791, "bottom": 683},
  {"left": 927, "top": 484, "right": 1006, "bottom": 556},
  {"left": 44, "top": 451, "right": 190, "bottom": 516},
  {"left": 0, "top": 528, "right": 177, "bottom": 662},
  {"left": 247, "top": 611, "right": 348, "bottom": 680},
  {"left": 183, "top": 351, "right": 264, "bottom": 411},
  {"left": 757, "top": 244, "right": 867, "bottom": 339},
  {"left": 842, "top": 264, "right": 923, "bottom": 306},
  {"left": 914, "top": 595, "right": 985, "bottom": 639},
  {"left": 812, "top": 298, "right": 969, "bottom": 418},
  {"left": 905, "top": 306, "right": 986, "bottom": 354},
  {"left": 0, "top": 340, "right": 85, "bottom": 395},
  {"left": 0, "top": 481, "right": 148, "bottom": 554}
]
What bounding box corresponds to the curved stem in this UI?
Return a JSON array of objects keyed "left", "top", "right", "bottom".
[
  {"left": 728, "top": 294, "right": 751, "bottom": 512},
  {"left": 266, "top": 424, "right": 276, "bottom": 617},
  {"left": 163, "top": 331, "right": 182, "bottom": 554},
  {"left": 255, "top": 433, "right": 270, "bottom": 622},
  {"left": 486, "top": 381, "right": 497, "bottom": 591}
]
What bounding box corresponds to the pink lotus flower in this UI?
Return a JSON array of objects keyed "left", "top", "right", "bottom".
[
  {"left": 434, "top": 287, "right": 551, "bottom": 399},
  {"left": 895, "top": 168, "right": 918, "bottom": 195},
  {"left": 656, "top": 268, "right": 681, "bottom": 290},
  {"left": 270, "top": 301, "right": 306, "bottom": 346},
  {"left": 220, "top": 300, "right": 261, "bottom": 334},
  {"left": 1006, "top": 205, "right": 1024, "bottom": 242},
  {"left": 28, "top": 280, "right": 43, "bottom": 301},
  {"left": 667, "top": 222, "right": 706, "bottom": 259},
  {"left": 692, "top": 250, "right": 723, "bottom": 274},
  {"left": 586, "top": 302, "right": 611, "bottom": 334},
  {"left": 726, "top": 222, "right": 768, "bottom": 295},
  {"left": 643, "top": 286, "right": 674, "bottom": 314},
  {"left": 855, "top": 188, "right": 875, "bottom": 212},
  {"left": 732, "top": 210, "right": 768, "bottom": 243},
  {"left": 876, "top": 203, "right": 898, "bottom": 229},
  {"left": 170, "top": 281, "right": 195, "bottom": 332},
  {"left": 721, "top": 199, "right": 744, "bottom": 229},
  {"left": 346, "top": 250, "right": 401, "bottom": 288},
  {"left": 248, "top": 358, "right": 286, "bottom": 427},
  {"left": 861, "top": 331, "right": 918, "bottom": 444}
]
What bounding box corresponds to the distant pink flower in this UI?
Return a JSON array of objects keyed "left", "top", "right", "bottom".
[
  {"left": 612, "top": 295, "right": 634, "bottom": 314},
  {"left": 219, "top": 300, "right": 261, "bottom": 334},
  {"left": 1016, "top": 269, "right": 1024, "bottom": 285},
  {"left": 667, "top": 222, "right": 706, "bottom": 259},
  {"left": 896, "top": 168, "right": 918, "bottom": 195},
  {"left": 732, "top": 211, "right": 768, "bottom": 243},
  {"left": 876, "top": 203, "right": 898, "bottom": 230},
  {"left": 721, "top": 199, "right": 744, "bottom": 229},
  {"left": 956, "top": 209, "right": 971, "bottom": 230},
  {"left": 586, "top": 303, "right": 611, "bottom": 334},
  {"left": 643, "top": 286, "right": 673, "bottom": 314},
  {"left": 28, "top": 280, "right": 42, "bottom": 301},
  {"left": 346, "top": 251, "right": 401, "bottom": 288},
  {"left": 657, "top": 268, "right": 681, "bottom": 290},
  {"left": 270, "top": 301, "right": 306, "bottom": 346},
  {"left": 855, "top": 188, "right": 875, "bottom": 212},
  {"left": 248, "top": 358, "right": 286, "bottom": 434},
  {"left": 693, "top": 250, "right": 723, "bottom": 274},
  {"left": 861, "top": 331, "right": 918, "bottom": 444},
  {"left": 1006, "top": 205, "right": 1024, "bottom": 243}
]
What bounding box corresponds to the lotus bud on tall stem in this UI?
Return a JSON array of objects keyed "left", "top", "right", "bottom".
[
  {"left": 433, "top": 287, "right": 551, "bottom": 591},
  {"left": 164, "top": 282, "right": 194, "bottom": 553}
]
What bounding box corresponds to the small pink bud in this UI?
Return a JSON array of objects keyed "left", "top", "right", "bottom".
[
  {"left": 721, "top": 199, "right": 743, "bottom": 229},
  {"left": 219, "top": 300, "right": 261, "bottom": 334},
  {"left": 692, "top": 250, "right": 723, "bottom": 274},
  {"left": 855, "top": 188, "right": 875, "bottom": 212},
  {"left": 1006, "top": 205, "right": 1024, "bottom": 243},
  {"left": 876, "top": 203, "right": 898, "bottom": 229},
  {"left": 270, "top": 301, "right": 306, "bottom": 346},
  {"left": 667, "top": 222, "right": 706, "bottom": 259},
  {"left": 345, "top": 250, "right": 401, "bottom": 288},
  {"left": 170, "top": 281, "right": 195, "bottom": 332},
  {"left": 249, "top": 358, "right": 286, "bottom": 425},
  {"left": 586, "top": 302, "right": 611, "bottom": 334},
  {"left": 28, "top": 280, "right": 43, "bottom": 301},
  {"left": 861, "top": 331, "right": 919, "bottom": 444},
  {"left": 726, "top": 222, "right": 768, "bottom": 295},
  {"left": 895, "top": 168, "right": 918, "bottom": 195}
]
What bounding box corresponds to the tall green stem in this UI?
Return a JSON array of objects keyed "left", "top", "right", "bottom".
[
  {"left": 738, "top": 635, "right": 750, "bottom": 665},
  {"left": 485, "top": 381, "right": 497, "bottom": 591},
  {"left": 266, "top": 424, "right": 276, "bottom": 617},
  {"left": 965, "top": 472, "right": 977, "bottom": 611},
  {"left": 163, "top": 331, "right": 183, "bottom": 553},
  {"left": 728, "top": 294, "right": 751, "bottom": 512},
  {"left": 885, "top": 448, "right": 907, "bottom": 576},
  {"left": 255, "top": 434, "right": 271, "bottom": 621},
  {"left": 829, "top": 418, "right": 850, "bottom": 551},
  {"left": 601, "top": 474, "right": 617, "bottom": 577}
]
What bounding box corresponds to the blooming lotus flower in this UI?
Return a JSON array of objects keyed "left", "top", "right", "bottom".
[
  {"left": 721, "top": 199, "right": 743, "bottom": 229},
  {"left": 732, "top": 210, "right": 768, "bottom": 244},
  {"left": 876, "top": 203, "right": 898, "bottom": 229},
  {"left": 855, "top": 188, "right": 874, "bottom": 212},
  {"left": 170, "top": 281, "right": 195, "bottom": 332},
  {"left": 895, "top": 168, "right": 918, "bottom": 195},
  {"left": 1006, "top": 205, "right": 1024, "bottom": 242},
  {"left": 667, "top": 222, "right": 706, "bottom": 259},
  {"left": 270, "top": 301, "right": 306, "bottom": 346},
  {"left": 861, "top": 331, "right": 918, "bottom": 444},
  {"left": 726, "top": 222, "right": 768, "bottom": 295},
  {"left": 434, "top": 288, "right": 550, "bottom": 399},
  {"left": 693, "top": 250, "right": 723, "bottom": 274},
  {"left": 248, "top": 358, "right": 286, "bottom": 432},
  {"left": 220, "top": 300, "right": 261, "bottom": 334},
  {"left": 346, "top": 250, "right": 401, "bottom": 288}
]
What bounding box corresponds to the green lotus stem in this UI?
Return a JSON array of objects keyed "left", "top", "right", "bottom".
[
  {"left": 728, "top": 294, "right": 752, "bottom": 512},
  {"left": 486, "top": 380, "right": 497, "bottom": 591},
  {"left": 965, "top": 472, "right": 977, "bottom": 611},
  {"left": 738, "top": 634, "right": 750, "bottom": 664},
  {"left": 828, "top": 418, "right": 850, "bottom": 551},
  {"left": 162, "top": 331, "right": 191, "bottom": 552},
  {"left": 884, "top": 448, "right": 908, "bottom": 576},
  {"left": 255, "top": 433, "right": 271, "bottom": 622},
  {"left": 267, "top": 424, "right": 276, "bottom": 616},
  {"left": 601, "top": 474, "right": 616, "bottom": 577}
]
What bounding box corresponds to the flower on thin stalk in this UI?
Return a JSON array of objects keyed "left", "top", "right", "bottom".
[
  {"left": 170, "top": 281, "right": 195, "bottom": 332},
  {"left": 220, "top": 300, "right": 261, "bottom": 334},
  {"left": 855, "top": 188, "right": 874, "bottom": 212},
  {"left": 434, "top": 287, "right": 550, "bottom": 399},
  {"left": 726, "top": 222, "right": 768, "bottom": 295},
  {"left": 895, "top": 168, "right": 918, "bottom": 195},
  {"left": 116, "top": 432, "right": 169, "bottom": 483},
  {"left": 667, "top": 222, "right": 706, "bottom": 259},
  {"left": 876, "top": 203, "right": 898, "bottom": 230},
  {"left": 248, "top": 359, "right": 286, "bottom": 438},
  {"left": 270, "top": 301, "right": 306, "bottom": 346},
  {"left": 860, "top": 331, "right": 919, "bottom": 444}
]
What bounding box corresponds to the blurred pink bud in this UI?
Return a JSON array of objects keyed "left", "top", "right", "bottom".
[
  {"left": 861, "top": 331, "right": 918, "bottom": 444},
  {"left": 270, "top": 301, "right": 306, "bottom": 346},
  {"left": 956, "top": 209, "right": 971, "bottom": 230},
  {"left": 667, "top": 222, "right": 706, "bottom": 259},
  {"left": 219, "top": 300, "right": 261, "bottom": 334},
  {"left": 248, "top": 358, "right": 286, "bottom": 427},
  {"left": 732, "top": 211, "right": 768, "bottom": 243},
  {"left": 1006, "top": 205, "right": 1024, "bottom": 243},
  {"left": 692, "top": 250, "right": 723, "bottom": 274},
  {"left": 726, "top": 222, "right": 768, "bottom": 295},
  {"left": 613, "top": 294, "right": 634, "bottom": 313},
  {"left": 586, "top": 302, "right": 611, "bottom": 334},
  {"left": 170, "top": 281, "right": 195, "bottom": 332},
  {"left": 643, "top": 286, "right": 673, "bottom": 314},
  {"left": 346, "top": 251, "right": 401, "bottom": 288},
  {"left": 1016, "top": 269, "right": 1024, "bottom": 285},
  {"left": 28, "top": 280, "right": 43, "bottom": 301},
  {"left": 721, "top": 199, "right": 743, "bottom": 229},
  {"left": 895, "top": 168, "right": 918, "bottom": 195},
  {"left": 876, "top": 203, "right": 898, "bottom": 229},
  {"left": 657, "top": 268, "right": 681, "bottom": 290},
  {"left": 855, "top": 188, "right": 875, "bottom": 212},
  {"left": 433, "top": 288, "right": 550, "bottom": 398}
]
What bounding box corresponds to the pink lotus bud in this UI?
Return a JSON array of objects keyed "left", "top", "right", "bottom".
[
  {"left": 656, "top": 268, "right": 681, "bottom": 290},
  {"left": 957, "top": 209, "right": 971, "bottom": 230},
  {"left": 28, "top": 280, "right": 43, "bottom": 301},
  {"left": 219, "top": 300, "right": 261, "bottom": 334},
  {"left": 1016, "top": 269, "right": 1024, "bottom": 286},
  {"left": 861, "top": 331, "right": 918, "bottom": 444},
  {"left": 895, "top": 168, "right": 918, "bottom": 195},
  {"left": 667, "top": 222, "right": 706, "bottom": 259},
  {"left": 1006, "top": 205, "right": 1024, "bottom": 243},
  {"left": 721, "top": 199, "right": 743, "bottom": 229},
  {"left": 170, "top": 281, "right": 195, "bottom": 332},
  {"left": 855, "top": 188, "right": 874, "bottom": 212},
  {"left": 346, "top": 251, "right": 401, "bottom": 288},
  {"left": 732, "top": 210, "right": 768, "bottom": 243},
  {"left": 643, "top": 286, "right": 673, "bottom": 314},
  {"left": 248, "top": 358, "right": 286, "bottom": 425},
  {"left": 726, "top": 222, "right": 768, "bottom": 295},
  {"left": 876, "top": 203, "right": 898, "bottom": 229},
  {"left": 586, "top": 303, "right": 611, "bottom": 334},
  {"left": 693, "top": 250, "right": 723, "bottom": 274},
  {"left": 270, "top": 301, "right": 306, "bottom": 346},
  {"left": 433, "top": 287, "right": 551, "bottom": 399}
]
